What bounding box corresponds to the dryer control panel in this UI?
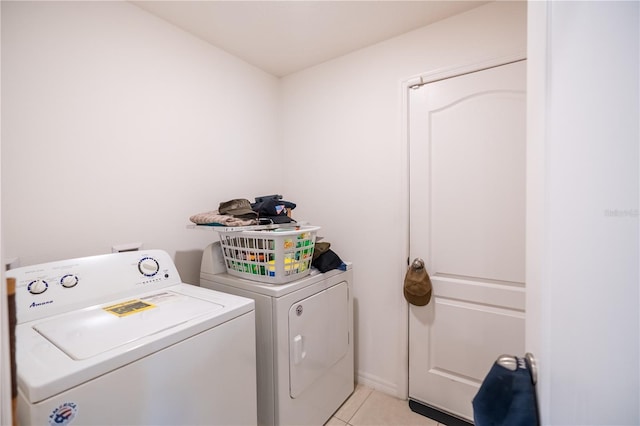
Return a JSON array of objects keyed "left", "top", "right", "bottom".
[{"left": 8, "top": 250, "right": 182, "bottom": 324}]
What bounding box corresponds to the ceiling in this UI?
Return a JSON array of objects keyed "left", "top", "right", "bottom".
[{"left": 131, "top": 1, "right": 488, "bottom": 77}]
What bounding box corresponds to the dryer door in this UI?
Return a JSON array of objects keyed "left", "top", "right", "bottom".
[{"left": 288, "top": 281, "right": 349, "bottom": 398}]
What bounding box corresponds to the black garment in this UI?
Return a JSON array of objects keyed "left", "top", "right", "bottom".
[
  {"left": 472, "top": 359, "right": 539, "bottom": 426},
  {"left": 312, "top": 249, "right": 345, "bottom": 273}
]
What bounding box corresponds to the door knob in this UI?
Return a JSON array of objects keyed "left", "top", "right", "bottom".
[
  {"left": 525, "top": 352, "right": 537, "bottom": 385},
  {"left": 411, "top": 258, "right": 425, "bottom": 270},
  {"left": 496, "top": 353, "right": 537, "bottom": 385}
]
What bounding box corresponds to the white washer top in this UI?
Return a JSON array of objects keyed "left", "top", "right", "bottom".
[
  {"left": 8, "top": 251, "right": 254, "bottom": 404},
  {"left": 34, "top": 290, "right": 223, "bottom": 360},
  {"left": 10, "top": 249, "right": 189, "bottom": 324}
]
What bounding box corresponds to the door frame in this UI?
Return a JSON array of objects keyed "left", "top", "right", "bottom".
[{"left": 399, "top": 51, "right": 527, "bottom": 401}]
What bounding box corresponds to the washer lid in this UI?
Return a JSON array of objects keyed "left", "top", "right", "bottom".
[{"left": 34, "top": 291, "right": 223, "bottom": 360}]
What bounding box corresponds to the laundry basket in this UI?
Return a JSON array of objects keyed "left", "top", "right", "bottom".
[{"left": 217, "top": 226, "right": 320, "bottom": 284}]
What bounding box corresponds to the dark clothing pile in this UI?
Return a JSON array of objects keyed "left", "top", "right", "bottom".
[{"left": 189, "top": 194, "right": 297, "bottom": 227}]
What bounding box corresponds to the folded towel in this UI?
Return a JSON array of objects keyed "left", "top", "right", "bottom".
[{"left": 190, "top": 211, "right": 257, "bottom": 227}]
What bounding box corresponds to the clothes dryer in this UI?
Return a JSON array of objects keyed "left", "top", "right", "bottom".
[
  {"left": 9, "top": 250, "right": 257, "bottom": 426},
  {"left": 200, "top": 242, "right": 354, "bottom": 426}
]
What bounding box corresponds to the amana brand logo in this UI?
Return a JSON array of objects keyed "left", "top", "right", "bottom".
[
  {"left": 49, "top": 402, "right": 78, "bottom": 426},
  {"left": 29, "top": 300, "right": 53, "bottom": 308}
]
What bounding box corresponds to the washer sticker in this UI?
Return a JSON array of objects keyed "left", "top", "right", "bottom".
[
  {"left": 49, "top": 402, "right": 78, "bottom": 426},
  {"left": 103, "top": 299, "right": 156, "bottom": 317}
]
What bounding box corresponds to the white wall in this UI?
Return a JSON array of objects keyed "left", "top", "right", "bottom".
[
  {"left": 0, "top": 5, "right": 9, "bottom": 424},
  {"left": 1, "top": 1, "right": 281, "bottom": 284},
  {"left": 528, "top": 2, "right": 639, "bottom": 424},
  {"left": 281, "top": 1, "right": 526, "bottom": 396}
]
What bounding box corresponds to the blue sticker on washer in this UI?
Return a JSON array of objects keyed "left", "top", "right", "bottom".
[{"left": 49, "top": 402, "right": 78, "bottom": 425}]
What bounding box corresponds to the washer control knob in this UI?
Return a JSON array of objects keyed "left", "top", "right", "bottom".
[
  {"left": 60, "top": 274, "right": 79, "bottom": 288},
  {"left": 28, "top": 279, "right": 48, "bottom": 295},
  {"left": 138, "top": 257, "right": 160, "bottom": 277}
]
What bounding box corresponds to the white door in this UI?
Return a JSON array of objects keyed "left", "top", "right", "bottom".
[{"left": 408, "top": 60, "right": 527, "bottom": 421}]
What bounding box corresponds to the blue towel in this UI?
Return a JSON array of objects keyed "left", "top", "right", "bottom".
[{"left": 472, "top": 358, "right": 539, "bottom": 426}]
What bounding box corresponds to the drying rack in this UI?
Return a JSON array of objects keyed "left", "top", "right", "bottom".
[{"left": 186, "top": 223, "right": 303, "bottom": 233}]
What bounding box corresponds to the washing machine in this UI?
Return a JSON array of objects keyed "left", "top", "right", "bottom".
[
  {"left": 200, "top": 242, "right": 354, "bottom": 426},
  {"left": 9, "top": 249, "right": 257, "bottom": 426}
]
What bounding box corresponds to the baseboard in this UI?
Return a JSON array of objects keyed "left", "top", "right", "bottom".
[
  {"left": 356, "top": 371, "right": 398, "bottom": 397},
  {"left": 408, "top": 399, "right": 473, "bottom": 426}
]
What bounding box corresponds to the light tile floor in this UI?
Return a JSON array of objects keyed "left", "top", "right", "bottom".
[{"left": 326, "top": 385, "right": 444, "bottom": 426}]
